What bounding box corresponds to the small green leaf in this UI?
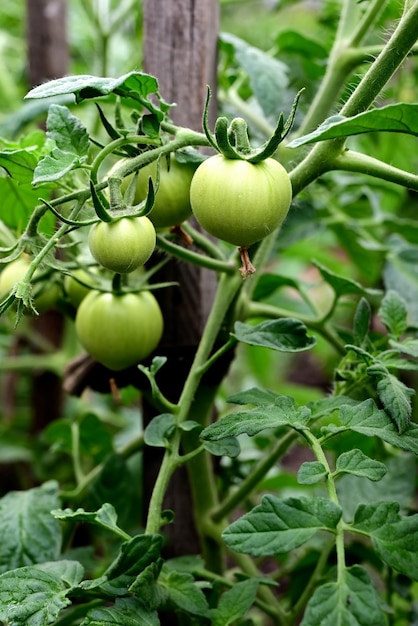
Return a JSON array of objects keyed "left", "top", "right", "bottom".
[
  {"left": 378, "top": 290, "right": 408, "bottom": 339},
  {"left": 353, "top": 297, "right": 371, "bottom": 345},
  {"left": 203, "top": 437, "right": 241, "bottom": 458},
  {"left": 51, "top": 503, "right": 128, "bottom": 539},
  {"left": 339, "top": 399, "right": 418, "bottom": 454},
  {"left": 389, "top": 337, "right": 418, "bottom": 358},
  {"left": 334, "top": 449, "right": 387, "bottom": 481},
  {"left": 0, "top": 560, "right": 84, "bottom": 626},
  {"left": 222, "top": 495, "right": 341, "bottom": 556},
  {"left": 300, "top": 565, "right": 386, "bottom": 626},
  {"left": 201, "top": 397, "right": 310, "bottom": 441},
  {"left": 367, "top": 366, "right": 414, "bottom": 433},
  {"left": 0, "top": 481, "right": 61, "bottom": 574},
  {"left": 288, "top": 103, "right": 418, "bottom": 148},
  {"left": 33, "top": 149, "right": 81, "bottom": 184},
  {"left": 81, "top": 597, "right": 159, "bottom": 626},
  {"left": 144, "top": 414, "right": 176, "bottom": 447},
  {"left": 46, "top": 104, "right": 89, "bottom": 157},
  {"left": 233, "top": 319, "right": 316, "bottom": 352},
  {"left": 158, "top": 568, "right": 210, "bottom": 617},
  {"left": 383, "top": 237, "right": 418, "bottom": 326},
  {"left": 211, "top": 578, "right": 261, "bottom": 626},
  {"left": 227, "top": 387, "right": 282, "bottom": 406},
  {"left": 297, "top": 462, "right": 327, "bottom": 485},
  {"left": 314, "top": 261, "right": 381, "bottom": 299},
  {"left": 352, "top": 502, "right": 418, "bottom": 580},
  {"left": 129, "top": 561, "right": 165, "bottom": 611}
]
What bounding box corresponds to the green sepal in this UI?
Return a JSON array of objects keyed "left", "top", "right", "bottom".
[
  {"left": 40, "top": 198, "right": 97, "bottom": 228},
  {"left": 202, "top": 86, "right": 220, "bottom": 152},
  {"left": 214, "top": 117, "right": 242, "bottom": 160},
  {"left": 90, "top": 180, "right": 113, "bottom": 223}
]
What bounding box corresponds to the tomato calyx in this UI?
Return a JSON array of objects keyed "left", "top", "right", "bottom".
[
  {"left": 239, "top": 247, "right": 256, "bottom": 279},
  {"left": 203, "top": 87, "right": 304, "bottom": 164}
]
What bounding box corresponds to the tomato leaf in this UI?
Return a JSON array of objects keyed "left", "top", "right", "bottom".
[
  {"left": 210, "top": 578, "right": 262, "bottom": 626},
  {"left": 378, "top": 290, "right": 408, "bottom": 340},
  {"left": 383, "top": 236, "right": 418, "bottom": 326},
  {"left": 287, "top": 103, "right": 418, "bottom": 148},
  {"left": 297, "top": 462, "right": 327, "bottom": 485},
  {"left": 300, "top": 565, "right": 386, "bottom": 626},
  {"left": 144, "top": 414, "right": 176, "bottom": 448},
  {"left": 0, "top": 481, "right": 61, "bottom": 574},
  {"left": 203, "top": 437, "right": 241, "bottom": 458},
  {"left": 158, "top": 569, "right": 210, "bottom": 617},
  {"left": 353, "top": 297, "right": 371, "bottom": 346},
  {"left": 367, "top": 364, "right": 414, "bottom": 433},
  {"left": 313, "top": 260, "right": 381, "bottom": 298},
  {"left": 334, "top": 449, "right": 387, "bottom": 481},
  {"left": 201, "top": 396, "right": 310, "bottom": 441},
  {"left": 46, "top": 104, "right": 89, "bottom": 157},
  {"left": 222, "top": 495, "right": 341, "bottom": 556},
  {"left": 232, "top": 319, "right": 316, "bottom": 352},
  {"left": 0, "top": 560, "right": 84, "bottom": 626},
  {"left": 352, "top": 502, "right": 418, "bottom": 580},
  {"left": 81, "top": 597, "right": 159, "bottom": 626},
  {"left": 51, "top": 503, "right": 128, "bottom": 540}
]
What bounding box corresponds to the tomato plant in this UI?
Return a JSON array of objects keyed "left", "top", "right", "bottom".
[
  {"left": 0, "top": 256, "right": 59, "bottom": 313},
  {"left": 88, "top": 216, "right": 156, "bottom": 274},
  {"left": 0, "top": 1, "right": 418, "bottom": 626},
  {"left": 75, "top": 289, "right": 164, "bottom": 370}
]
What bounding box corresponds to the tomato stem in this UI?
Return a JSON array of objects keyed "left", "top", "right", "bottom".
[{"left": 239, "top": 247, "right": 256, "bottom": 279}]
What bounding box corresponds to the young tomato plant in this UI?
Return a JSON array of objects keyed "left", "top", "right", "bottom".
[{"left": 0, "top": 1, "right": 418, "bottom": 626}]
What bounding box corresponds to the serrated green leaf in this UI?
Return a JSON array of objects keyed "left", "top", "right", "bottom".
[
  {"left": 0, "top": 481, "right": 61, "bottom": 574},
  {"left": 51, "top": 503, "right": 127, "bottom": 539},
  {"left": 233, "top": 319, "right": 316, "bottom": 352},
  {"left": 288, "top": 103, "right": 418, "bottom": 148},
  {"left": 129, "top": 560, "right": 165, "bottom": 611},
  {"left": 25, "top": 71, "right": 159, "bottom": 104},
  {"left": 297, "top": 461, "right": 327, "bottom": 485},
  {"left": 46, "top": 104, "right": 89, "bottom": 157},
  {"left": 352, "top": 502, "right": 418, "bottom": 580},
  {"left": 211, "top": 578, "right": 261, "bottom": 626},
  {"left": 80, "top": 534, "right": 163, "bottom": 596},
  {"left": 339, "top": 399, "right": 418, "bottom": 454},
  {"left": 353, "top": 297, "right": 371, "bottom": 345},
  {"left": 220, "top": 33, "right": 288, "bottom": 118},
  {"left": 81, "top": 597, "right": 159, "bottom": 626},
  {"left": 222, "top": 495, "right": 341, "bottom": 556},
  {"left": 203, "top": 437, "right": 241, "bottom": 457},
  {"left": 389, "top": 337, "right": 418, "bottom": 358},
  {"left": 367, "top": 367, "right": 414, "bottom": 433},
  {"left": 334, "top": 449, "right": 387, "bottom": 481},
  {"left": 201, "top": 397, "right": 310, "bottom": 441},
  {"left": 227, "top": 387, "right": 282, "bottom": 406},
  {"left": 33, "top": 148, "right": 82, "bottom": 184},
  {"left": 300, "top": 565, "right": 386, "bottom": 626},
  {"left": 383, "top": 237, "right": 418, "bottom": 326},
  {"left": 252, "top": 273, "right": 305, "bottom": 302},
  {"left": 378, "top": 290, "right": 408, "bottom": 339},
  {"left": 0, "top": 560, "right": 83, "bottom": 626},
  {"left": 144, "top": 413, "right": 176, "bottom": 448},
  {"left": 158, "top": 568, "right": 209, "bottom": 617},
  {"left": 337, "top": 454, "right": 416, "bottom": 522},
  {"left": 314, "top": 260, "right": 380, "bottom": 299}
]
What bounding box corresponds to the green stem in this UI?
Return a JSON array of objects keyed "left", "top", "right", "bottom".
[
  {"left": 348, "top": 0, "right": 388, "bottom": 48},
  {"left": 211, "top": 430, "right": 297, "bottom": 523},
  {"left": 181, "top": 222, "right": 228, "bottom": 261},
  {"left": 335, "top": 149, "right": 418, "bottom": 191},
  {"left": 156, "top": 234, "right": 236, "bottom": 274},
  {"left": 71, "top": 421, "right": 85, "bottom": 486}
]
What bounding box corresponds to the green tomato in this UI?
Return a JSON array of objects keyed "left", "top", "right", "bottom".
[
  {"left": 190, "top": 155, "right": 292, "bottom": 248},
  {"left": 88, "top": 216, "right": 156, "bottom": 274},
  {"left": 117, "top": 155, "right": 195, "bottom": 228},
  {"left": 0, "top": 256, "right": 59, "bottom": 313},
  {"left": 75, "top": 289, "right": 163, "bottom": 370},
  {"left": 64, "top": 268, "right": 97, "bottom": 308}
]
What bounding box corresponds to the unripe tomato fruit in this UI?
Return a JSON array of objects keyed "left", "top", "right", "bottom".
[
  {"left": 75, "top": 290, "right": 163, "bottom": 370},
  {"left": 64, "top": 269, "right": 97, "bottom": 308},
  {"left": 88, "top": 216, "right": 156, "bottom": 274},
  {"left": 190, "top": 155, "right": 292, "bottom": 248},
  {"left": 0, "top": 257, "right": 59, "bottom": 313},
  {"left": 115, "top": 156, "right": 195, "bottom": 228}
]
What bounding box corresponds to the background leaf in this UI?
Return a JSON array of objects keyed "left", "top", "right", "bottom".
[
  {"left": 211, "top": 578, "right": 261, "bottom": 626},
  {"left": 233, "top": 319, "right": 316, "bottom": 352},
  {"left": 81, "top": 597, "right": 159, "bottom": 626}
]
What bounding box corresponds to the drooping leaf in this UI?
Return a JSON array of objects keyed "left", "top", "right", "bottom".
[
  {"left": 144, "top": 413, "right": 176, "bottom": 448},
  {"left": 158, "top": 568, "right": 210, "bottom": 617},
  {"left": 210, "top": 578, "right": 262, "bottom": 626},
  {"left": 33, "top": 148, "right": 82, "bottom": 184},
  {"left": 314, "top": 260, "right": 381, "bottom": 299},
  {"left": 378, "top": 290, "right": 408, "bottom": 339},
  {"left": 288, "top": 103, "right": 418, "bottom": 148},
  {"left": 51, "top": 503, "right": 127, "bottom": 539},
  {"left": 203, "top": 437, "right": 241, "bottom": 458},
  {"left": 232, "top": 319, "right": 316, "bottom": 352},
  {"left": 81, "top": 597, "right": 159, "bottom": 626},
  {"left": 0, "top": 560, "right": 84, "bottom": 626},
  {"left": 297, "top": 462, "right": 327, "bottom": 485},
  {"left": 390, "top": 337, "right": 418, "bottom": 358},
  {"left": 300, "top": 565, "right": 386, "bottom": 626},
  {"left": 222, "top": 495, "right": 341, "bottom": 556},
  {"left": 201, "top": 396, "right": 310, "bottom": 441},
  {"left": 0, "top": 481, "right": 61, "bottom": 574},
  {"left": 227, "top": 387, "right": 283, "bottom": 407},
  {"left": 220, "top": 33, "right": 288, "bottom": 118},
  {"left": 337, "top": 399, "right": 418, "bottom": 454},
  {"left": 352, "top": 502, "right": 418, "bottom": 580},
  {"left": 334, "top": 449, "right": 387, "bottom": 481},
  {"left": 367, "top": 365, "right": 414, "bottom": 433}
]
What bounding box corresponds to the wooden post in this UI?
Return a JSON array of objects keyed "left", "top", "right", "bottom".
[{"left": 142, "top": 0, "right": 220, "bottom": 557}]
